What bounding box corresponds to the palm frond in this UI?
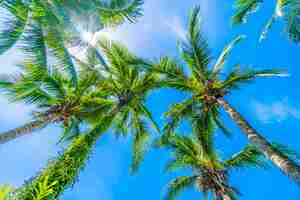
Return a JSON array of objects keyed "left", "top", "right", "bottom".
[
  {"left": 133, "top": 71, "right": 160, "bottom": 96},
  {"left": 98, "top": 38, "right": 137, "bottom": 76},
  {"left": 259, "top": 14, "right": 276, "bottom": 42},
  {"left": 4, "top": 77, "right": 54, "bottom": 105},
  {"left": 0, "top": 0, "right": 28, "bottom": 54},
  {"left": 164, "top": 134, "right": 203, "bottom": 162},
  {"left": 20, "top": 21, "right": 47, "bottom": 68},
  {"left": 231, "top": 0, "right": 262, "bottom": 26},
  {"left": 224, "top": 145, "right": 267, "bottom": 169},
  {"left": 44, "top": 26, "right": 78, "bottom": 87},
  {"left": 212, "top": 35, "right": 245, "bottom": 76},
  {"left": 191, "top": 109, "right": 216, "bottom": 158},
  {"left": 58, "top": 117, "right": 81, "bottom": 143},
  {"left": 165, "top": 176, "right": 197, "bottom": 200},
  {"left": 96, "top": 0, "right": 143, "bottom": 27},
  {"left": 212, "top": 114, "right": 232, "bottom": 138},
  {"left": 153, "top": 57, "right": 187, "bottom": 80},
  {"left": 76, "top": 69, "right": 101, "bottom": 96},
  {"left": 138, "top": 103, "right": 161, "bottom": 133},
  {"left": 180, "top": 6, "right": 210, "bottom": 82},
  {"left": 164, "top": 98, "right": 194, "bottom": 134},
  {"left": 41, "top": 69, "right": 67, "bottom": 100},
  {"left": 130, "top": 114, "right": 151, "bottom": 173},
  {"left": 113, "top": 107, "right": 130, "bottom": 137},
  {"left": 221, "top": 68, "right": 286, "bottom": 90},
  {"left": 164, "top": 157, "right": 192, "bottom": 173}
]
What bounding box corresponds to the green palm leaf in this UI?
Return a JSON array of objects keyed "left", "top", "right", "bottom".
[
  {"left": 180, "top": 6, "right": 210, "bottom": 82},
  {"left": 165, "top": 176, "right": 197, "bottom": 200},
  {"left": 0, "top": 0, "right": 28, "bottom": 54},
  {"left": 224, "top": 145, "right": 267, "bottom": 169},
  {"left": 96, "top": 0, "right": 143, "bottom": 27},
  {"left": 44, "top": 27, "right": 78, "bottom": 87},
  {"left": 220, "top": 68, "right": 286, "bottom": 90},
  {"left": 212, "top": 35, "right": 245, "bottom": 76},
  {"left": 131, "top": 117, "right": 151, "bottom": 173},
  {"left": 231, "top": 0, "right": 262, "bottom": 26}
]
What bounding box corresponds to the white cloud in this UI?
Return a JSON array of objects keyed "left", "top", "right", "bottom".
[
  {"left": 252, "top": 97, "right": 300, "bottom": 123},
  {"left": 165, "top": 16, "right": 187, "bottom": 42},
  {"left": 92, "top": 0, "right": 224, "bottom": 57}
]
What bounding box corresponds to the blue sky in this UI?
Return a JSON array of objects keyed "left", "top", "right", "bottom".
[{"left": 0, "top": 0, "right": 300, "bottom": 199}]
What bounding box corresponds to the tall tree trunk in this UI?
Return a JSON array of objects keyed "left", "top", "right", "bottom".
[
  {"left": 217, "top": 98, "right": 300, "bottom": 186},
  {"left": 0, "top": 116, "right": 56, "bottom": 145},
  {"left": 15, "top": 108, "right": 119, "bottom": 200}
]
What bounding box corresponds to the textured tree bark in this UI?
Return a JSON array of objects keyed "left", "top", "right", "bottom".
[
  {"left": 0, "top": 115, "right": 56, "bottom": 145},
  {"left": 217, "top": 98, "right": 300, "bottom": 186}
]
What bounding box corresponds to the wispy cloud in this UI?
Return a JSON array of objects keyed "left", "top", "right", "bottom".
[
  {"left": 252, "top": 97, "right": 300, "bottom": 123},
  {"left": 92, "top": 0, "right": 224, "bottom": 57},
  {"left": 165, "top": 16, "right": 187, "bottom": 41}
]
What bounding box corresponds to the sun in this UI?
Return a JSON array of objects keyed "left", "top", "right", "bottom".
[{"left": 81, "top": 31, "right": 95, "bottom": 44}]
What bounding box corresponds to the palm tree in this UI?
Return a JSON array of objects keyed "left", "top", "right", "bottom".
[
  {"left": 0, "top": 0, "right": 143, "bottom": 55},
  {"left": 0, "top": 21, "right": 109, "bottom": 144},
  {"left": 231, "top": 0, "right": 300, "bottom": 42},
  {"left": 144, "top": 6, "right": 300, "bottom": 185},
  {"left": 15, "top": 39, "right": 160, "bottom": 199},
  {"left": 159, "top": 131, "right": 266, "bottom": 200}
]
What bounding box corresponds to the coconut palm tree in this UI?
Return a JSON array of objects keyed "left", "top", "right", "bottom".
[
  {"left": 15, "top": 39, "right": 160, "bottom": 199},
  {"left": 144, "top": 6, "right": 300, "bottom": 185},
  {"left": 0, "top": 21, "right": 110, "bottom": 144},
  {"left": 159, "top": 131, "right": 266, "bottom": 200},
  {"left": 231, "top": 0, "right": 300, "bottom": 42},
  {"left": 0, "top": 0, "right": 143, "bottom": 63}
]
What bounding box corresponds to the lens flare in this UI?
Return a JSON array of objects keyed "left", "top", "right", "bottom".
[{"left": 81, "top": 31, "right": 95, "bottom": 44}]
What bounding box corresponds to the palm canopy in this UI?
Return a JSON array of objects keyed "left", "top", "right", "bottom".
[
  {"left": 0, "top": 24, "right": 112, "bottom": 142},
  {"left": 231, "top": 0, "right": 300, "bottom": 42},
  {"left": 86, "top": 38, "right": 161, "bottom": 171},
  {"left": 159, "top": 131, "right": 266, "bottom": 200},
  {"left": 144, "top": 6, "right": 300, "bottom": 186},
  {"left": 144, "top": 6, "right": 283, "bottom": 140},
  {"left": 16, "top": 39, "right": 160, "bottom": 200},
  {"left": 0, "top": 0, "right": 143, "bottom": 56}
]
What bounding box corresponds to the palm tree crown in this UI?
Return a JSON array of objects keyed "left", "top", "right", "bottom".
[
  {"left": 160, "top": 131, "right": 266, "bottom": 200},
  {"left": 0, "top": 30, "right": 109, "bottom": 143},
  {"left": 149, "top": 6, "right": 282, "bottom": 139}
]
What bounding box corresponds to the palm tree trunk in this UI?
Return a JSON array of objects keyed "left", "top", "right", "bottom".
[
  {"left": 217, "top": 98, "right": 300, "bottom": 185},
  {"left": 15, "top": 107, "right": 119, "bottom": 199},
  {"left": 0, "top": 116, "right": 55, "bottom": 145}
]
